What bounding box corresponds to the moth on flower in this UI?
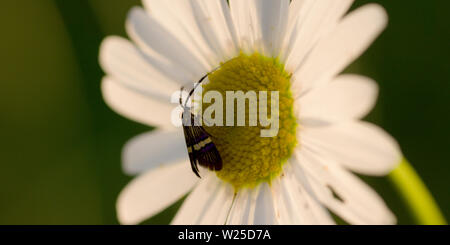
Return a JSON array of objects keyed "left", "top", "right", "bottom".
[
  {"left": 179, "top": 74, "right": 223, "bottom": 178},
  {"left": 101, "top": 0, "right": 403, "bottom": 225}
]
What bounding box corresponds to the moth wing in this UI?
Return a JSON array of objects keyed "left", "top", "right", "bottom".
[
  {"left": 182, "top": 125, "right": 201, "bottom": 178},
  {"left": 182, "top": 112, "right": 223, "bottom": 177},
  {"left": 196, "top": 143, "right": 223, "bottom": 171},
  {"left": 189, "top": 126, "right": 223, "bottom": 171}
]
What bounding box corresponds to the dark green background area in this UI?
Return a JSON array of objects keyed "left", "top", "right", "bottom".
[{"left": 0, "top": 0, "right": 448, "bottom": 224}]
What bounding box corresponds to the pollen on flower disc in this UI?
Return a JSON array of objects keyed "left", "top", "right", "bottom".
[{"left": 202, "top": 53, "right": 298, "bottom": 189}]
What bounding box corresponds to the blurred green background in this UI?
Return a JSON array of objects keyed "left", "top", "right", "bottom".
[{"left": 0, "top": 0, "right": 448, "bottom": 225}]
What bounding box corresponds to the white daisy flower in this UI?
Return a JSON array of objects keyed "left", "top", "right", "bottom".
[{"left": 100, "top": 0, "right": 402, "bottom": 225}]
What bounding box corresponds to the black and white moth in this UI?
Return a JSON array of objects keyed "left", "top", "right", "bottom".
[{"left": 180, "top": 74, "right": 223, "bottom": 178}]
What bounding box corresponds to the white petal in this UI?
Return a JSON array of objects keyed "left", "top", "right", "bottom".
[
  {"left": 226, "top": 188, "right": 256, "bottom": 225},
  {"left": 99, "top": 36, "right": 179, "bottom": 99},
  {"left": 101, "top": 77, "right": 176, "bottom": 128},
  {"left": 122, "top": 129, "right": 188, "bottom": 175},
  {"left": 253, "top": 183, "right": 278, "bottom": 225},
  {"left": 301, "top": 121, "right": 402, "bottom": 176},
  {"left": 286, "top": 0, "right": 309, "bottom": 34},
  {"left": 282, "top": 0, "right": 313, "bottom": 63},
  {"left": 298, "top": 74, "right": 379, "bottom": 124},
  {"left": 275, "top": 163, "right": 335, "bottom": 225},
  {"left": 117, "top": 161, "right": 198, "bottom": 225},
  {"left": 227, "top": 165, "right": 334, "bottom": 225},
  {"left": 294, "top": 148, "right": 396, "bottom": 225},
  {"left": 171, "top": 174, "right": 226, "bottom": 225},
  {"left": 255, "top": 0, "right": 290, "bottom": 56},
  {"left": 292, "top": 4, "right": 388, "bottom": 95},
  {"left": 142, "top": 0, "right": 224, "bottom": 67},
  {"left": 197, "top": 183, "right": 235, "bottom": 225},
  {"left": 229, "top": 0, "right": 257, "bottom": 53},
  {"left": 270, "top": 177, "right": 293, "bottom": 224},
  {"left": 188, "top": 0, "right": 239, "bottom": 60},
  {"left": 126, "top": 7, "right": 210, "bottom": 80},
  {"left": 283, "top": 0, "right": 354, "bottom": 66},
  {"left": 230, "top": 0, "right": 290, "bottom": 56}
]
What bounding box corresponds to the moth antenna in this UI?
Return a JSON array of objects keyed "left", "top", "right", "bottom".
[
  {"left": 183, "top": 73, "right": 209, "bottom": 108},
  {"left": 179, "top": 86, "right": 185, "bottom": 106},
  {"left": 182, "top": 64, "right": 225, "bottom": 108}
]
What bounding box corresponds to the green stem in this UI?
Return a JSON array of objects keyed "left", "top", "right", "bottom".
[{"left": 389, "top": 159, "right": 447, "bottom": 225}]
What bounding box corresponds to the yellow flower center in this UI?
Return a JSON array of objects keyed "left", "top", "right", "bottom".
[{"left": 202, "top": 53, "right": 297, "bottom": 189}]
